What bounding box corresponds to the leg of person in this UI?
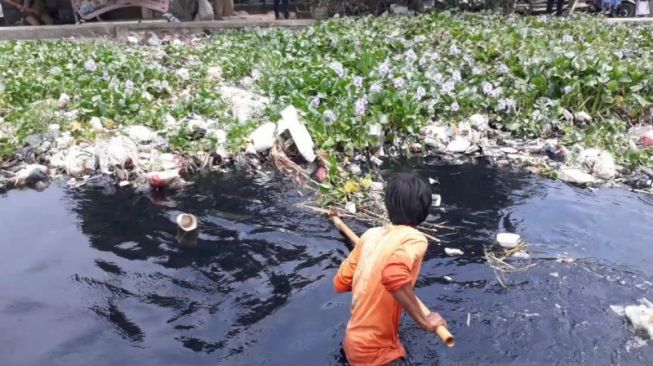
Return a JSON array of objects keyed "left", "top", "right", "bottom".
[
  {"left": 282, "top": 0, "right": 289, "bottom": 18},
  {"left": 273, "top": 0, "right": 280, "bottom": 18},
  {"left": 546, "top": 0, "right": 554, "bottom": 12},
  {"left": 213, "top": 0, "right": 224, "bottom": 19},
  {"left": 556, "top": 0, "right": 564, "bottom": 15},
  {"left": 223, "top": 0, "right": 233, "bottom": 16}
]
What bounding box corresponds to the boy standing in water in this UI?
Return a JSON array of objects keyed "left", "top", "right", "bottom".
[{"left": 334, "top": 172, "right": 447, "bottom": 366}]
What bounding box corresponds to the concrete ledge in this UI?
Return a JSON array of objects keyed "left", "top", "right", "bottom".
[
  {"left": 0, "top": 19, "right": 316, "bottom": 41},
  {"left": 1, "top": 16, "right": 652, "bottom": 41},
  {"left": 606, "top": 17, "right": 653, "bottom": 24}
]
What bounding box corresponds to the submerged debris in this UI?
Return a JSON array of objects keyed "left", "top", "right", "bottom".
[
  {"left": 14, "top": 164, "right": 49, "bottom": 188},
  {"left": 611, "top": 298, "right": 653, "bottom": 340},
  {"left": 558, "top": 167, "right": 599, "bottom": 185}
]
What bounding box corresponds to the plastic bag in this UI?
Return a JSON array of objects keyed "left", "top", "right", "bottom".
[{"left": 637, "top": 0, "right": 650, "bottom": 15}]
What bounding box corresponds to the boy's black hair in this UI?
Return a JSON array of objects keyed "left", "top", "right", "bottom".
[{"left": 384, "top": 172, "right": 432, "bottom": 226}]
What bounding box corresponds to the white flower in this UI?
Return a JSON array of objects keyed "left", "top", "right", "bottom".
[
  {"left": 84, "top": 59, "right": 97, "bottom": 72},
  {"left": 370, "top": 82, "right": 382, "bottom": 94},
  {"left": 125, "top": 80, "right": 135, "bottom": 94},
  {"left": 394, "top": 78, "right": 405, "bottom": 89},
  {"left": 562, "top": 35, "right": 574, "bottom": 43},
  {"left": 102, "top": 71, "right": 110, "bottom": 81},
  {"left": 353, "top": 76, "right": 364, "bottom": 89},
  {"left": 355, "top": 97, "right": 368, "bottom": 116},
  {"left": 402, "top": 64, "right": 414, "bottom": 74},
  {"left": 482, "top": 82, "right": 494, "bottom": 95},
  {"left": 405, "top": 49, "right": 417, "bottom": 63},
  {"left": 563, "top": 86, "right": 572, "bottom": 94},
  {"left": 472, "top": 67, "right": 482, "bottom": 75},
  {"left": 323, "top": 110, "right": 337, "bottom": 124},
  {"left": 463, "top": 54, "right": 474, "bottom": 64},
  {"left": 378, "top": 60, "right": 391, "bottom": 77},
  {"left": 441, "top": 80, "right": 455, "bottom": 95},
  {"left": 532, "top": 110, "right": 542, "bottom": 120},
  {"left": 452, "top": 70, "right": 462, "bottom": 82},
  {"left": 419, "top": 56, "right": 428, "bottom": 69},
  {"left": 176, "top": 68, "right": 190, "bottom": 81},
  {"left": 415, "top": 87, "right": 426, "bottom": 100},
  {"left": 497, "top": 98, "right": 516, "bottom": 112},
  {"left": 430, "top": 52, "right": 440, "bottom": 61},
  {"left": 399, "top": 89, "right": 408, "bottom": 97},
  {"left": 329, "top": 61, "right": 345, "bottom": 77},
  {"left": 427, "top": 70, "right": 443, "bottom": 83},
  {"left": 449, "top": 45, "right": 461, "bottom": 55},
  {"left": 505, "top": 98, "right": 516, "bottom": 109},
  {"left": 497, "top": 64, "right": 509, "bottom": 75},
  {"left": 310, "top": 96, "right": 320, "bottom": 108},
  {"left": 489, "top": 87, "right": 502, "bottom": 98},
  {"left": 450, "top": 102, "right": 460, "bottom": 112}
]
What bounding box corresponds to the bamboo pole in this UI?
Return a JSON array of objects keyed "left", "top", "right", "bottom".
[{"left": 330, "top": 215, "right": 455, "bottom": 348}]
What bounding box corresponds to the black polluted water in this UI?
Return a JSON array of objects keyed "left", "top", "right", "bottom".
[{"left": 1, "top": 160, "right": 652, "bottom": 366}]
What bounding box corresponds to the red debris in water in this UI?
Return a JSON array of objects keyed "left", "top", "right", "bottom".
[
  {"left": 639, "top": 135, "right": 653, "bottom": 147},
  {"left": 315, "top": 166, "right": 328, "bottom": 183}
]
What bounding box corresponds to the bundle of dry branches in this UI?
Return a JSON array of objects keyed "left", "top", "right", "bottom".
[{"left": 484, "top": 243, "right": 536, "bottom": 287}]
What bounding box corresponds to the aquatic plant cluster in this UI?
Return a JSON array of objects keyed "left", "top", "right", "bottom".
[{"left": 1, "top": 13, "right": 652, "bottom": 181}]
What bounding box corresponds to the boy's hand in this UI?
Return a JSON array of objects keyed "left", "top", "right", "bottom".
[{"left": 424, "top": 312, "right": 447, "bottom": 332}]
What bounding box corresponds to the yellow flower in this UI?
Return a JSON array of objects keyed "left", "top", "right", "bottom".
[
  {"left": 68, "top": 121, "right": 82, "bottom": 132},
  {"left": 344, "top": 181, "right": 360, "bottom": 194},
  {"left": 361, "top": 178, "right": 373, "bottom": 190}
]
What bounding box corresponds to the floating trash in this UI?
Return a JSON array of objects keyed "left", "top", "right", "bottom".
[
  {"left": 176, "top": 213, "right": 198, "bottom": 232},
  {"left": 432, "top": 194, "right": 442, "bottom": 207},
  {"left": 611, "top": 298, "right": 653, "bottom": 340},
  {"left": 444, "top": 248, "right": 464, "bottom": 256},
  {"left": 497, "top": 233, "right": 521, "bottom": 249}
]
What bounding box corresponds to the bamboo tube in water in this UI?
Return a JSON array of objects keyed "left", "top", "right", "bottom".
[{"left": 330, "top": 215, "right": 455, "bottom": 348}]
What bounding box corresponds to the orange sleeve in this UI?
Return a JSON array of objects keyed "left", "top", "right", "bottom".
[
  {"left": 333, "top": 229, "right": 369, "bottom": 293},
  {"left": 382, "top": 234, "right": 427, "bottom": 293}
]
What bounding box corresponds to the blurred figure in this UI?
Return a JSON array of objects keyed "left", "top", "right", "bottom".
[
  {"left": 274, "top": 0, "right": 288, "bottom": 19},
  {"left": 546, "top": 0, "right": 564, "bottom": 15},
  {"left": 213, "top": 0, "right": 234, "bottom": 19}
]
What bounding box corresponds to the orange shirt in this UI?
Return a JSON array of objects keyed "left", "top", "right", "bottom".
[{"left": 333, "top": 225, "right": 428, "bottom": 366}]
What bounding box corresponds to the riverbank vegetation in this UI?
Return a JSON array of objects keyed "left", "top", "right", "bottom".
[{"left": 0, "top": 13, "right": 652, "bottom": 197}]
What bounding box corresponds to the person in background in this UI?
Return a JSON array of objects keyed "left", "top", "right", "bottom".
[
  {"left": 213, "top": 0, "right": 234, "bottom": 19},
  {"left": 546, "top": 0, "right": 564, "bottom": 16},
  {"left": 333, "top": 172, "right": 447, "bottom": 366},
  {"left": 273, "top": 0, "right": 289, "bottom": 19}
]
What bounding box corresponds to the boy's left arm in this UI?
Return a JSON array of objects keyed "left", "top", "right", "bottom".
[{"left": 382, "top": 235, "right": 446, "bottom": 330}]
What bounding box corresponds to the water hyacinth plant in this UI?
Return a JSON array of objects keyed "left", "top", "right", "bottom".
[{"left": 0, "top": 13, "right": 652, "bottom": 170}]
